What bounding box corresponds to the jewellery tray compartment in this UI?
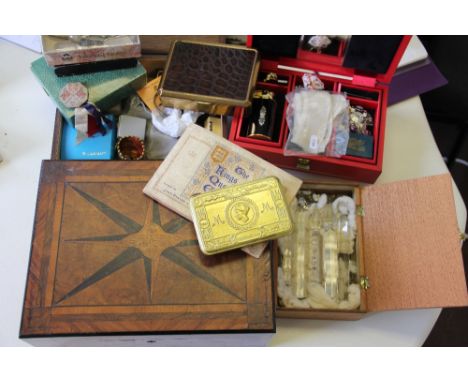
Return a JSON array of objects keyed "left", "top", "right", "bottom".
[
  {"left": 273, "top": 175, "right": 468, "bottom": 320},
  {"left": 233, "top": 76, "right": 288, "bottom": 148},
  {"left": 229, "top": 36, "right": 412, "bottom": 184},
  {"left": 229, "top": 60, "right": 387, "bottom": 183}
]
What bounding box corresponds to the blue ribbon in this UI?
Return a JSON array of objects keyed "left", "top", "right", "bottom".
[{"left": 82, "top": 102, "right": 114, "bottom": 135}]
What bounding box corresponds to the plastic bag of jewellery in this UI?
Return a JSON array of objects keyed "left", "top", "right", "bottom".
[
  {"left": 284, "top": 88, "right": 350, "bottom": 157},
  {"left": 324, "top": 104, "right": 350, "bottom": 157}
]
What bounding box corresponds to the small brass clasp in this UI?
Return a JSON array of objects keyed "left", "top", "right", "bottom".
[
  {"left": 356, "top": 205, "right": 365, "bottom": 217},
  {"left": 360, "top": 276, "right": 370, "bottom": 290},
  {"left": 296, "top": 158, "right": 310, "bottom": 170}
]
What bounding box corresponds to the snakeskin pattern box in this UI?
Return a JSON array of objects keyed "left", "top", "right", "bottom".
[{"left": 159, "top": 41, "right": 259, "bottom": 115}]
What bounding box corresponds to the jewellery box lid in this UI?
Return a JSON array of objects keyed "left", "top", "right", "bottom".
[
  {"left": 248, "top": 35, "right": 412, "bottom": 86},
  {"left": 20, "top": 160, "right": 275, "bottom": 337},
  {"left": 361, "top": 173, "right": 468, "bottom": 312}
]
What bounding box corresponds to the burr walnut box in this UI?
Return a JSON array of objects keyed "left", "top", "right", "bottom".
[{"left": 20, "top": 161, "right": 275, "bottom": 346}]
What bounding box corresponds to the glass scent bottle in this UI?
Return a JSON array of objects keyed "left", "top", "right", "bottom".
[
  {"left": 337, "top": 214, "right": 354, "bottom": 255},
  {"left": 307, "top": 208, "right": 322, "bottom": 284},
  {"left": 338, "top": 255, "right": 350, "bottom": 301},
  {"left": 292, "top": 210, "right": 308, "bottom": 299},
  {"left": 322, "top": 227, "right": 339, "bottom": 302},
  {"left": 282, "top": 248, "right": 293, "bottom": 286},
  {"left": 281, "top": 234, "right": 293, "bottom": 286}
]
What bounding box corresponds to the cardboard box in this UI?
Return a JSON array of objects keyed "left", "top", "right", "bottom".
[
  {"left": 229, "top": 35, "right": 412, "bottom": 183},
  {"left": 41, "top": 35, "right": 141, "bottom": 67}
]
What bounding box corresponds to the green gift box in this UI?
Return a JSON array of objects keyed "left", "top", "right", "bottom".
[{"left": 31, "top": 57, "right": 146, "bottom": 124}]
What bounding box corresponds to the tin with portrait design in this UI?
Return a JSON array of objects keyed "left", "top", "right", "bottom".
[{"left": 190, "top": 176, "right": 293, "bottom": 255}]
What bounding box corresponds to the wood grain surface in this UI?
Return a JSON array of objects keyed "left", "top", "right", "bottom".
[{"left": 21, "top": 161, "right": 274, "bottom": 337}]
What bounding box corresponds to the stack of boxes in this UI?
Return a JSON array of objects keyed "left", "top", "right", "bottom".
[{"left": 33, "top": 35, "right": 146, "bottom": 159}]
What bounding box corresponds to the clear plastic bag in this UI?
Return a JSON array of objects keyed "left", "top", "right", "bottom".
[{"left": 284, "top": 88, "right": 349, "bottom": 158}]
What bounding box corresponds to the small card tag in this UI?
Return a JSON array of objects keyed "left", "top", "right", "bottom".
[
  {"left": 74, "top": 107, "right": 89, "bottom": 145},
  {"left": 309, "top": 135, "right": 319, "bottom": 153}
]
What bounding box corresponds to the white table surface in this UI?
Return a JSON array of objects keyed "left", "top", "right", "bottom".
[{"left": 0, "top": 39, "right": 465, "bottom": 347}]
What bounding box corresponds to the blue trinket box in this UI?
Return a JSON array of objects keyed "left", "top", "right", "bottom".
[{"left": 60, "top": 115, "right": 117, "bottom": 160}]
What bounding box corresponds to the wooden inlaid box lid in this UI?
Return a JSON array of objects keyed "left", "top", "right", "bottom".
[{"left": 20, "top": 161, "right": 274, "bottom": 338}]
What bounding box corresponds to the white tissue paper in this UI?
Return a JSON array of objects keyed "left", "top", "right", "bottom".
[{"left": 151, "top": 107, "right": 202, "bottom": 138}]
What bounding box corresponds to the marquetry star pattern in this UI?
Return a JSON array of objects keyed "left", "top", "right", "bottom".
[{"left": 54, "top": 184, "right": 243, "bottom": 305}]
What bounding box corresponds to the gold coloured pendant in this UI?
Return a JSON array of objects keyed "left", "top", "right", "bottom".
[{"left": 190, "top": 177, "right": 293, "bottom": 255}]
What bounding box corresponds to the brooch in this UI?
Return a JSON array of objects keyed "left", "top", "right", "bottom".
[
  {"left": 349, "top": 105, "right": 373, "bottom": 135},
  {"left": 307, "top": 35, "right": 332, "bottom": 53},
  {"left": 116, "top": 136, "right": 145, "bottom": 160}
]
